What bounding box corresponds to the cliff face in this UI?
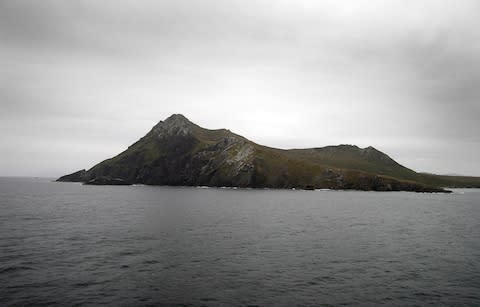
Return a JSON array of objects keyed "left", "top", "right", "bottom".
[{"left": 57, "top": 114, "right": 463, "bottom": 192}]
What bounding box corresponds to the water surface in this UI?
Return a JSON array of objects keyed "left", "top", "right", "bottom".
[{"left": 1, "top": 177, "right": 479, "bottom": 305}]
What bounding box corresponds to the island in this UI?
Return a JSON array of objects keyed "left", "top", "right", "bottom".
[{"left": 57, "top": 114, "right": 480, "bottom": 192}]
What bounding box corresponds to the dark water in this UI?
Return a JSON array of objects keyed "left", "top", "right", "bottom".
[{"left": 1, "top": 177, "right": 479, "bottom": 306}]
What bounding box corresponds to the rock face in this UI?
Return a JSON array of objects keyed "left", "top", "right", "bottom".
[{"left": 56, "top": 114, "right": 465, "bottom": 192}]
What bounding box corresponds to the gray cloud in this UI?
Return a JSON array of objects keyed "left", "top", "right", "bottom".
[{"left": 1, "top": 0, "right": 480, "bottom": 176}]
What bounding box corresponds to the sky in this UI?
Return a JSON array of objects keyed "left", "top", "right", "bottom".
[{"left": 1, "top": 0, "right": 480, "bottom": 177}]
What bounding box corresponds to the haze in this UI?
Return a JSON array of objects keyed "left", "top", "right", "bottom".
[{"left": 1, "top": 0, "right": 479, "bottom": 177}]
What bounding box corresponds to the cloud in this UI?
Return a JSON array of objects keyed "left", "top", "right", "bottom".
[{"left": 1, "top": 0, "right": 479, "bottom": 176}]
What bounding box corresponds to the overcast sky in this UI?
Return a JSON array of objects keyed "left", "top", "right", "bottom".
[{"left": 1, "top": 0, "right": 480, "bottom": 177}]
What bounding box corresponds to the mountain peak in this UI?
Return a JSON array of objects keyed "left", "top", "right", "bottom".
[
  {"left": 153, "top": 114, "right": 194, "bottom": 138},
  {"left": 165, "top": 114, "right": 190, "bottom": 123}
]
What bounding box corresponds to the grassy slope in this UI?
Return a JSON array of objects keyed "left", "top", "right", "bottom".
[
  {"left": 416, "top": 173, "right": 480, "bottom": 188},
  {"left": 283, "top": 145, "right": 417, "bottom": 178},
  {"left": 281, "top": 145, "right": 480, "bottom": 188},
  {"left": 248, "top": 144, "right": 447, "bottom": 191}
]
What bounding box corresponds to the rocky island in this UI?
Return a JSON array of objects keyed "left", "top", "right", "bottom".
[{"left": 58, "top": 114, "right": 480, "bottom": 192}]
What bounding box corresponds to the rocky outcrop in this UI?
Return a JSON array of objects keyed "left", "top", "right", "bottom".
[{"left": 57, "top": 169, "right": 87, "bottom": 182}]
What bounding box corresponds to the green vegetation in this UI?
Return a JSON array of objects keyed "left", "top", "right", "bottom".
[{"left": 57, "top": 114, "right": 480, "bottom": 192}]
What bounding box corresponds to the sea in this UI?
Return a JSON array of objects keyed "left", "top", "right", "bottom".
[{"left": 1, "top": 177, "right": 479, "bottom": 306}]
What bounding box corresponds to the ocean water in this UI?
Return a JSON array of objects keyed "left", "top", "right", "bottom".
[{"left": 1, "top": 177, "right": 479, "bottom": 306}]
